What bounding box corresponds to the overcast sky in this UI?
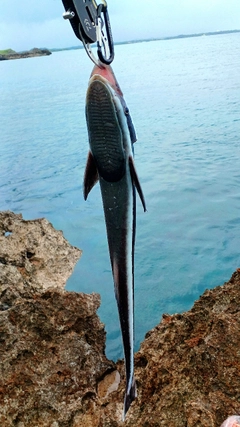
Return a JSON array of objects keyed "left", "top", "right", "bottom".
[{"left": 0, "top": 0, "right": 239, "bottom": 51}]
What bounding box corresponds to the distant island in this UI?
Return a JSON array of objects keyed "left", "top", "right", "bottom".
[{"left": 0, "top": 48, "right": 52, "bottom": 61}]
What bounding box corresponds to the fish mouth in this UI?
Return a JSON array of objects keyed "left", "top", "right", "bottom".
[
  {"left": 90, "top": 65, "right": 124, "bottom": 97},
  {"left": 86, "top": 77, "right": 126, "bottom": 182}
]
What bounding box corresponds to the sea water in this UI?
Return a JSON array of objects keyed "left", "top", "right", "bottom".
[{"left": 1, "top": 33, "right": 240, "bottom": 361}]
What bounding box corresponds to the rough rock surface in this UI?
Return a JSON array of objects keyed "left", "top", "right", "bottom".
[
  {"left": 0, "top": 211, "right": 240, "bottom": 426},
  {"left": 0, "top": 211, "right": 80, "bottom": 291},
  {"left": 129, "top": 270, "right": 240, "bottom": 427},
  {"left": 0, "top": 211, "right": 114, "bottom": 426}
]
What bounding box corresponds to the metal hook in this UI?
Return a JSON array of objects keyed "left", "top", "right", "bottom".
[
  {"left": 96, "top": 3, "right": 114, "bottom": 65},
  {"left": 62, "top": 0, "right": 114, "bottom": 66},
  {"left": 78, "top": 24, "right": 102, "bottom": 67}
]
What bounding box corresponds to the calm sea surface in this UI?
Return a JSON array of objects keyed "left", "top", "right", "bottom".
[{"left": 1, "top": 33, "right": 240, "bottom": 360}]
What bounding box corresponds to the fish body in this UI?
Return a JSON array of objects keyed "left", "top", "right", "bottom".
[{"left": 83, "top": 65, "right": 146, "bottom": 418}]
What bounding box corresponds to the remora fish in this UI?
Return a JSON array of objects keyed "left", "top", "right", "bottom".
[{"left": 83, "top": 64, "right": 146, "bottom": 418}]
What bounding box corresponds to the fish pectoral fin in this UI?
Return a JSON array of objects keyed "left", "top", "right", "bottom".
[
  {"left": 129, "top": 156, "right": 147, "bottom": 212},
  {"left": 83, "top": 151, "right": 99, "bottom": 200}
]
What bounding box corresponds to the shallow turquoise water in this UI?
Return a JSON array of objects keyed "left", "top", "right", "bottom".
[{"left": 1, "top": 33, "right": 240, "bottom": 360}]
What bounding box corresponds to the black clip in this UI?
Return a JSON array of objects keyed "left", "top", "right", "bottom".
[
  {"left": 62, "top": 0, "right": 114, "bottom": 66},
  {"left": 96, "top": 3, "right": 114, "bottom": 65}
]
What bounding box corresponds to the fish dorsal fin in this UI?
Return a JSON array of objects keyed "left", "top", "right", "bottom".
[
  {"left": 83, "top": 151, "right": 99, "bottom": 200},
  {"left": 129, "top": 156, "right": 146, "bottom": 212}
]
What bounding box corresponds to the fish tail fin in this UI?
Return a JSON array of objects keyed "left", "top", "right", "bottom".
[{"left": 122, "top": 376, "right": 137, "bottom": 421}]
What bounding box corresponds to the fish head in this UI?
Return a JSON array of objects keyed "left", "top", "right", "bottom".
[
  {"left": 90, "top": 64, "right": 123, "bottom": 97},
  {"left": 88, "top": 65, "right": 137, "bottom": 144},
  {"left": 84, "top": 64, "right": 147, "bottom": 210}
]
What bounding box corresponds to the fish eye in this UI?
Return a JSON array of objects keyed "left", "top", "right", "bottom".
[{"left": 125, "top": 108, "right": 129, "bottom": 115}]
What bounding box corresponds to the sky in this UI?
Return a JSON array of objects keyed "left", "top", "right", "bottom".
[{"left": 0, "top": 0, "right": 240, "bottom": 51}]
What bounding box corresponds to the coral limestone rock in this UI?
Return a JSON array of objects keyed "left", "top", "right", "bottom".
[
  {"left": 0, "top": 211, "right": 113, "bottom": 426},
  {"left": 127, "top": 270, "right": 240, "bottom": 427},
  {"left": 0, "top": 211, "right": 81, "bottom": 291}
]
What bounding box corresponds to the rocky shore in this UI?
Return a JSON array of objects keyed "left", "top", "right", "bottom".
[
  {"left": 0, "top": 48, "right": 52, "bottom": 61},
  {"left": 0, "top": 211, "right": 239, "bottom": 426}
]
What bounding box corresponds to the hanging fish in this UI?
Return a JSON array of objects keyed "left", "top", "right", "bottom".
[{"left": 83, "top": 64, "right": 146, "bottom": 418}]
